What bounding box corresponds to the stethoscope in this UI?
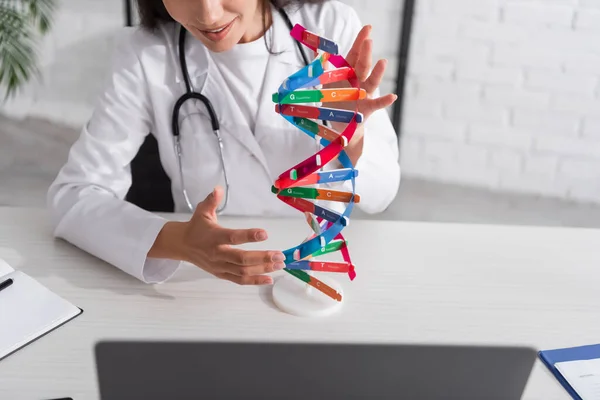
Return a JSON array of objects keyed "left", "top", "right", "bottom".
[{"left": 172, "top": 5, "right": 310, "bottom": 214}]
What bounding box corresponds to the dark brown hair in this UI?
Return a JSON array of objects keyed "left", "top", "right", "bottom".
[{"left": 136, "top": 0, "right": 327, "bottom": 31}]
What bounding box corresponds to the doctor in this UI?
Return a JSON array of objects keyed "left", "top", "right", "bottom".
[{"left": 47, "top": 0, "right": 401, "bottom": 287}]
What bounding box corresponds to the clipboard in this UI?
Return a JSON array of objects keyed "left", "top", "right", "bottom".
[{"left": 538, "top": 344, "right": 600, "bottom": 400}]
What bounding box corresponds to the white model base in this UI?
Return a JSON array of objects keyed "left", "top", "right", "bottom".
[{"left": 272, "top": 274, "right": 344, "bottom": 317}]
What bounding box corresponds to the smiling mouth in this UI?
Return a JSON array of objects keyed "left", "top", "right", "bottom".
[
  {"left": 204, "top": 25, "right": 228, "bottom": 33},
  {"left": 200, "top": 19, "right": 235, "bottom": 34},
  {"left": 195, "top": 18, "right": 237, "bottom": 42}
]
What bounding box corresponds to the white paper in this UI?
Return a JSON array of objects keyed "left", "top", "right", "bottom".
[
  {"left": 0, "top": 257, "right": 14, "bottom": 277},
  {"left": 556, "top": 358, "right": 600, "bottom": 400},
  {"left": 0, "top": 270, "right": 80, "bottom": 360}
]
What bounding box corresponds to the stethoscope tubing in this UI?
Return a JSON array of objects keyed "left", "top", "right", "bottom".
[{"left": 172, "top": 4, "right": 307, "bottom": 214}]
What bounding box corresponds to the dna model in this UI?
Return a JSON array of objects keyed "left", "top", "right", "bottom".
[{"left": 271, "top": 24, "right": 364, "bottom": 304}]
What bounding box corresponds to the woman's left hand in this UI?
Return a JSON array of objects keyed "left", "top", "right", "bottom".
[{"left": 324, "top": 25, "right": 398, "bottom": 165}]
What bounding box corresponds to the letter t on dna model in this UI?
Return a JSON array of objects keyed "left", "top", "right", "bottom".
[{"left": 270, "top": 25, "right": 364, "bottom": 317}]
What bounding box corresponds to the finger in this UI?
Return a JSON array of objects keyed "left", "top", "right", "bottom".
[
  {"left": 217, "top": 248, "right": 285, "bottom": 266},
  {"left": 346, "top": 25, "right": 371, "bottom": 67},
  {"left": 216, "top": 272, "right": 274, "bottom": 286},
  {"left": 355, "top": 39, "right": 373, "bottom": 82},
  {"left": 362, "top": 59, "right": 387, "bottom": 94},
  {"left": 194, "top": 186, "right": 223, "bottom": 220},
  {"left": 226, "top": 261, "right": 286, "bottom": 277},
  {"left": 361, "top": 94, "right": 398, "bottom": 119},
  {"left": 216, "top": 227, "right": 268, "bottom": 245}
]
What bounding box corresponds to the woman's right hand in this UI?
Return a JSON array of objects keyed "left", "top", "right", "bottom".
[{"left": 149, "top": 186, "right": 286, "bottom": 285}]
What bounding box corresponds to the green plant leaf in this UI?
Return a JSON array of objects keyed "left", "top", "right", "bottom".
[
  {"left": 0, "top": 0, "right": 56, "bottom": 100},
  {"left": 24, "top": 0, "right": 56, "bottom": 33}
]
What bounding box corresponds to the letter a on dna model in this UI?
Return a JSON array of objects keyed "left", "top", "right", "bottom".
[{"left": 270, "top": 24, "right": 364, "bottom": 316}]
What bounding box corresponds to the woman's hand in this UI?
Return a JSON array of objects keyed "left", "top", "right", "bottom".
[
  {"left": 324, "top": 25, "right": 398, "bottom": 165},
  {"left": 149, "top": 186, "right": 286, "bottom": 285},
  {"left": 345, "top": 25, "right": 398, "bottom": 120}
]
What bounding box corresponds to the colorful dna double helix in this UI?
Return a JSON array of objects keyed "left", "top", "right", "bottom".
[{"left": 270, "top": 24, "right": 364, "bottom": 302}]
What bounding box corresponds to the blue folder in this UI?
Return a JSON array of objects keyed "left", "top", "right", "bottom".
[{"left": 538, "top": 343, "right": 600, "bottom": 400}]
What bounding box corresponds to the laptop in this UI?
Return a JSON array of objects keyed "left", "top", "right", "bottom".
[{"left": 95, "top": 341, "right": 536, "bottom": 400}]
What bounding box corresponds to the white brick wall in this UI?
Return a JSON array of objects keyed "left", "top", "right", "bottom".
[
  {"left": 400, "top": 0, "right": 600, "bottom": 204},
  {"left": 2, "top": 0, "right": 600, "bottom": 204}
]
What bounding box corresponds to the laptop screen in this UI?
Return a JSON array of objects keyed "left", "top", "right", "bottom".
[{"left": 95, "top": 341, "right": 535, "bottom": 400}]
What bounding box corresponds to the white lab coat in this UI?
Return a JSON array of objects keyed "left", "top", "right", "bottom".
[{"left": 47, "top": 1, "right": 401, "bottom": 284}]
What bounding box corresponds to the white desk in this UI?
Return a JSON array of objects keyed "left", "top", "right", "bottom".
[{"left": 1, "top": 206, "right": 599, "bottom": 399}]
